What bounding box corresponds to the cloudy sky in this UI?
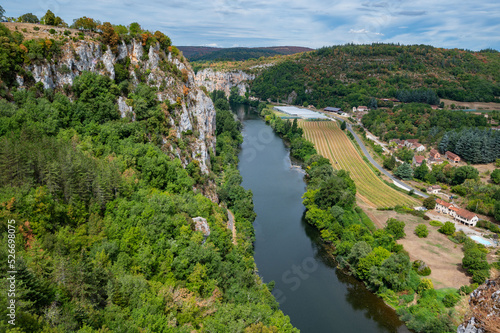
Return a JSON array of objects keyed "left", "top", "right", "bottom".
[{"left": 4, "top": 0, "right": 500, "bottom": 50}]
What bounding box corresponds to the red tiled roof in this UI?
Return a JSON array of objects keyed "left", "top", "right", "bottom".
[
  {"left": 449, "top": 206, "right": 459, "bottom": 212},
  {"left": 414, "top": 156, "right": 425, "bottom": 163},
  {"left": 456, "top": 208, "right": 477, "bottom": 220},
  {"left": 406, "top": 139, "right": 419, "bottom": 144},
  {"left": 430, "top": 149, "right": 439, "bottom": 157},
  {"left": 445, "top": 151, "right": 460, "bottom": 160},
  {"left": 436, "top": 198, "right": 453, "bottom": 208}
]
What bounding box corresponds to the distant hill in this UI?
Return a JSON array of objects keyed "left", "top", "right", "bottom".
[
  {"left": 178, "top": 46, "right": 313, "bottom": 61},
  {"left": 250, "top": 44, "right": 500, "bottom": 108}
]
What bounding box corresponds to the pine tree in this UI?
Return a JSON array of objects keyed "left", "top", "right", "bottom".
[
  {"left": 394, "top": 162, "right": 413, "bottom": 180},
  {"left": 341, "top": 121, "right": 347, "bottom": 131}
]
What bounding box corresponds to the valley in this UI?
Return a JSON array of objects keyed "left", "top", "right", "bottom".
[{"left": 1, "top": 4, "right": 500, "bottom": 333}]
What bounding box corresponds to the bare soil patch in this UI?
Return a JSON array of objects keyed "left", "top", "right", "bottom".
[
  {"left": 441, "top": 99, "right": 500, "bottom": 111},
  {"left": 358, "top": 204, "right": 471, "bottom": 289},
  {"left": 474, "top": 163, "right": 498, "bottom": 184}
]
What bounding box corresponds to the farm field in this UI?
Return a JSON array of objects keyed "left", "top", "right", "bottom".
[{"left": 300, "top": 120, "right": 419, "bottom": 208}]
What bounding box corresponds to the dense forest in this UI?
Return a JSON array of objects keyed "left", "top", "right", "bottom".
[
  {"left": 250, "top": 43, "right": 500, "bottom": 109},
  {"left": 438, "top": 128, "right": 500, "bottom": 164},
  {"left": 0, "top": 11, "right": 297, "bottom": 332},
  {"left": 361, "top": 103, "right": 493, "bottom": 144}
]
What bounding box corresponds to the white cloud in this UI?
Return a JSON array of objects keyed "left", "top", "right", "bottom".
[
  {"left": 349, "top": 29, "right": 384, "bottom": 36},
  {"left": 3, "top": 0, "right": 500, "bottom": 50}
]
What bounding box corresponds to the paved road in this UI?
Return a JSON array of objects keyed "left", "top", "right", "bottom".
[{"left": 325, "top": 113, "right": 429, "bottom": 199}]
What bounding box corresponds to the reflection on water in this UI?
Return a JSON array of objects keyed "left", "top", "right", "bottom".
[{"left": 234, "top": 103, "right": 407, "bottom": 333}]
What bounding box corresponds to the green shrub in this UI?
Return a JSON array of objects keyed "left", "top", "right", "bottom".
[
  {"left": 422, "top": 215, "right": 430, "bottom": 220},
  {"left": 385, "top": 218, "right": 406, "bottom": 239},
  {"left": 413, "top": 260, "right": 431, "bottom": 276},
  {"left": 429, "top": 220, "right": 443, "bottom": 227},
  {"left": 472, "top": 269, "right": 490, "bottom": 284},
  {"left": 451, "top": 230, "right": 468, "bottom": 243},
  {"left": 459, "top": 284, "right": 478, "bottom": 295},
  {"left": 49, "top": 28, "right": 56, "bottom": 34},
  {"left": 415, "top": 224, "right": 429, "bottom": 238},
  {"left": 442, "top": 292, "right": 460, "bottom": 307},
  {"left": 399, "top": 293, "right": 415, "bottom": 304},
  {"left": 33, "top": 26, "right": 40, "bottom": 31},
  {"left": 438, "top": 222, "right": 456, "bottom": 235},
  {"left": 417, "top": 278, "right": 434, "bottom": 293}
]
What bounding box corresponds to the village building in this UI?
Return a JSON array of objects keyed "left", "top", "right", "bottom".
[
  {"left": 454, "top": 208, "right": 479, "bottom": 226},
  {"left": 445, "top": 151, "right": 461, "bottom": 164},
  {"left": 390, "top": 139, "right": 404, "bottom": 145},
  {"left": 324, "top": 107, "right": 342, "bottom": 114},
  {"left": 427, "top": 185, "right": 441, "bottom": 194},
  {"left": 428, "top": 149, "right": 443, "bottom": 164},
  {"left": 435, "top": 198, "right": 453, "bottom": 214},
  {"left": 412, "top": 155, "right": 425, "bottom": 167},
  {"left": 404, "top": 139, "right": 419, "bottom": 148},
  {"left": 413, "top": 143, "right": 426, "bottom": 152},
  {"left": 435, "top": 199, "right": 479, "bottom": 227},
  {"left": 357, "top": 106, "right": 369, "bottom": 112}
]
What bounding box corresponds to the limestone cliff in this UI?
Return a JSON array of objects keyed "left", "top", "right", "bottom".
[
  {"left": 195, "top": 68, "right": 255, "bottom": 97},
  {"left": 17, "top": 39, "right": 216, "bottom": 178}
]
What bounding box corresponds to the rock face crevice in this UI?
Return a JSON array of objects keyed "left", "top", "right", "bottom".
[
  {"left": 195, "top": 68, "right": 255, "bottom": 97},
  {"left": 19, "top": 39, "right": 216, "bottom": 176}
]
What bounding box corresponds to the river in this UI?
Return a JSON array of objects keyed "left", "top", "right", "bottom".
[{"left": 234, "top": 104, "right": 409, "bottom": 333}]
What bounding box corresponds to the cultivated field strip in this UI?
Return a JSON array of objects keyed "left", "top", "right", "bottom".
[{"left": 300, "top": 120, "right": 418, "bottom": 208}]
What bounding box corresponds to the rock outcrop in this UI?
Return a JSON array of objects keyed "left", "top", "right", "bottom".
[
  {"left": 18, "top": 39, "right": 216, "bottom": 176},
  {"left": 458, "top": 278, "right": 500, "bottom": 333},
  {"left": 195, "top": 68, "right": 255, "bottom": 97},
  {"left": 193, "top": 217, "right": 210, "bottom": 237}
]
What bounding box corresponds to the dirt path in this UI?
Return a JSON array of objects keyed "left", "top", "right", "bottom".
[{"left": 227, "top": 210, "right": 237, "bottom": 245}]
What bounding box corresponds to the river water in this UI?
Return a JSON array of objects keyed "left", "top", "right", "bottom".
[{"left": 234, "top": 104, "right": 408, "bottom": 333}]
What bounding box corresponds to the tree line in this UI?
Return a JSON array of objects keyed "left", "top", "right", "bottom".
[{"left": 439, "top": 128, "right": 500, "bottom": 164}]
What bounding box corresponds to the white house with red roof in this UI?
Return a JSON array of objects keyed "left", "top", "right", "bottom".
[
  {"left": 427, "top": 185, "right": 441, "bottom": 194},
  {"left": 413, "top": 143, "right": 426, "bottom": 152},
  {"left": 435, "top": 199, "right": 479, "bottom": 227}
]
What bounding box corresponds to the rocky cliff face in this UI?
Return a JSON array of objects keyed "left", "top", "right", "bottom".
[
  {"left": 195, "top": 68, "right": 255, "bottom": 97},
  {"left": 458, "top": 278, "right": 500, "bottom": 333},
  {"left": 17, "top": 39, "right": 216, "bottom": 177}
]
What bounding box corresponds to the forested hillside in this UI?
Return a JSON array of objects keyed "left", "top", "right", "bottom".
[
  {"left": 250, "top": 44, "right": 500, "bottom": 109},
  {"left": 179, "top": 46, "right": 313, "bottom": 62},
  {"left": 0, "top": 13, "right": 296, "bottom": 332},
  {"left": 361, "top": 103, "right": 494, "bottom": 143}
]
